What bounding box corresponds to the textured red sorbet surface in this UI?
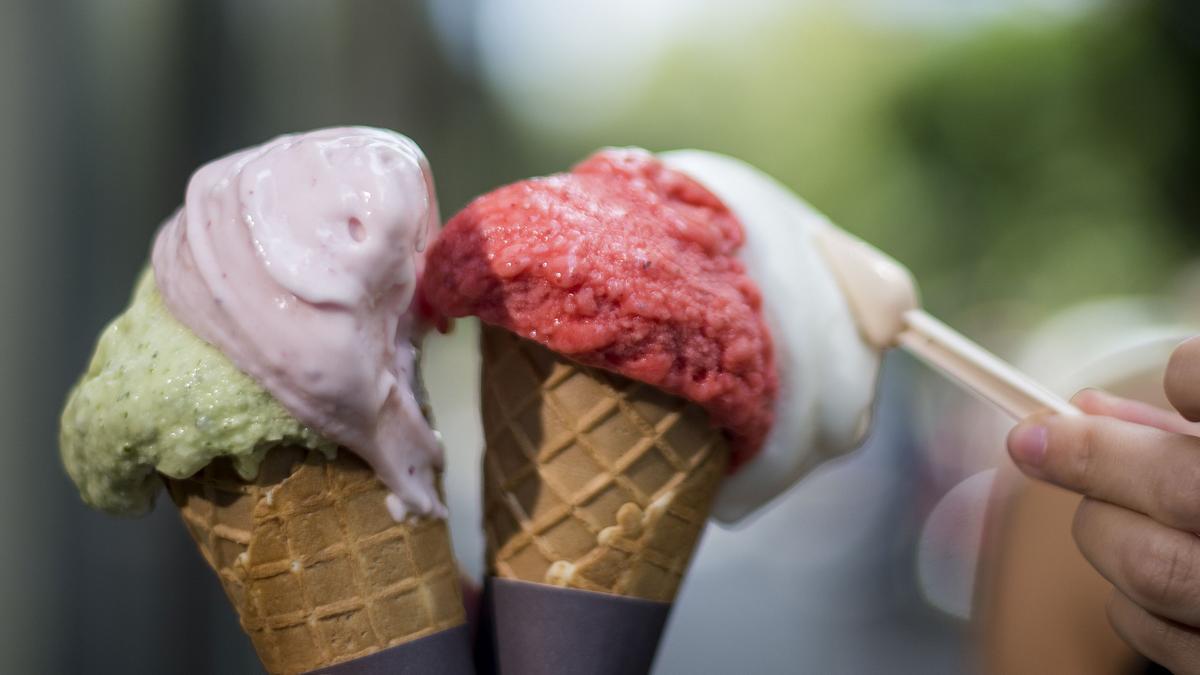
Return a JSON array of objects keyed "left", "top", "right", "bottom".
[{"left": 421, "top": 148, "right": 777, "bottom": 465}]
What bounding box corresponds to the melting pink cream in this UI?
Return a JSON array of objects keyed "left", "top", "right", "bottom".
[{"left": 153, "top": 127, "right": 446, "bottom": 520}]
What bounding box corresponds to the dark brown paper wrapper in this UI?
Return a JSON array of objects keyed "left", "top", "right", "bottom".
[
  {"left": 475, "top": 577, "right": 672, "bottom": 675},
  {"left": 306, "top": 624, "right": 474, "bottom": 675}
]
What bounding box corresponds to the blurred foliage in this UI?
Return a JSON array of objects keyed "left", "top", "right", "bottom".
[
  {"left": 506, "top": 1, "right": 1198, "bottom": 321},
  {"left": 893, "top": 1, "right": 1198, "bottom": 317}
]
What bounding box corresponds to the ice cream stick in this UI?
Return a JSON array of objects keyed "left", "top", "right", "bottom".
[
  {"left": 813, "top": 223, "right": 1080, "bottom": 420},
  {"left": 899, "top": 309, "right": 1079, "bottom": 419}
]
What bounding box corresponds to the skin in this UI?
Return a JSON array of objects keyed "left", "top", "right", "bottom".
[
  {"left": 976, "top": 474, "right": 1139, "bottom": 675},
  {"left": 1007, "top": 335, "right": 1200, "bottom": 674}
]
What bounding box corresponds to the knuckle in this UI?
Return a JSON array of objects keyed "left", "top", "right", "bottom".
[
  {"left": 1141, "top": 618, "right": 1199, "bottom": 674},
  {"left": 1156, "top": 461, "right": 1200, "bottom": 530},
  {"left": 1111, "top": 592, "right": 1182, "bottom": 667},
  {"left": 1068, "top": 420, "right": 1100, "bottom": 491},
  {"left": 1127, "top": 535, "right": 1198, "bottom": 609},
  {"left": 1143, "top": 617, "right": 1177, "bottom": 659}
]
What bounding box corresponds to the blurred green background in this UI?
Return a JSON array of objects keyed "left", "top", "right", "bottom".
[{"left": 1, "top": 1, "right": 1196, "bottom": 673}]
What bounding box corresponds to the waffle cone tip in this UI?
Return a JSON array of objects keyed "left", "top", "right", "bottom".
[{"left": 168, "top": 447, "right": 466, "bottom": 674}]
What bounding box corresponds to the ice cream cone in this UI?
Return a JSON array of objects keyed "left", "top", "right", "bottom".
[
  {"left": 167, "top": 446, "right": 467, "bottom": 675},
  {"left": 480, "top": 325, "right": 729, "bottom": 602}
]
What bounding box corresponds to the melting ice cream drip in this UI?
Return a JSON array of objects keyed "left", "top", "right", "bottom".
[{"left": 153, "top": 127, "right": 447, "bottom": 520}]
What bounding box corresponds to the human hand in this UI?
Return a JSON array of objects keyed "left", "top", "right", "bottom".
[{"left": 1006, "top": 336, "right": 1200, "bottom": 674}]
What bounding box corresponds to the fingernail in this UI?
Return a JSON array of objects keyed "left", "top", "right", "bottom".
[
  {"left": 1076, "top": 388, "right": 1112, "bottom": 407},
  {"left": 1009, "top": 424, "right": 1048, "bottom": 467}
]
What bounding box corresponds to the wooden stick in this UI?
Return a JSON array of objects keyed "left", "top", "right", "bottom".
[{"left": 899, "top": 310, "right": 1080, "bottom": 419}]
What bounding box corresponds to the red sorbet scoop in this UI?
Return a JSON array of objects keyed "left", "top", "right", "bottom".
[{"left": 421, "top": 148, "right": 777, "bottom": 466}]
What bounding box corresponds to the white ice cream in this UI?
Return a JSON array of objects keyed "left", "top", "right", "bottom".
[{"left": 661, "top": 150, "right": 882, "bottom": 523}]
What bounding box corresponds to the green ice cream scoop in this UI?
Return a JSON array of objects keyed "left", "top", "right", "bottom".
[{"left": 60, "top": 269, "right": 335, "bottom": 516}]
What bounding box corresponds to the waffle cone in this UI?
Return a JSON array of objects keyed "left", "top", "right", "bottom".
[
  {"left": 167, "top": 446, "right": 465, "bottom": 674},
  {"left": 480, "top": 325, "right": 730, "bottom": 602}
]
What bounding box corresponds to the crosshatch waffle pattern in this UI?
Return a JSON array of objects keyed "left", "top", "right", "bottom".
[
  {"left": 480, "top": 326, "right": 730, "bottom": 602},
  {"left": 167, "top": 447, "right": 465, "bottom": 675}
]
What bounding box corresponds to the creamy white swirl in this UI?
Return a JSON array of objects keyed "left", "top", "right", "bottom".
[{"left": 153, "top": 127, "right": 445, "bottom": 520}]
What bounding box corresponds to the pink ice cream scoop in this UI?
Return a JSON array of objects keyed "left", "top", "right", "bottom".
[
  {"left": 421, "top": 148, "right": 778, "bottom": 465},
  {"left": 153, "top": 126, "right": 446, "bottom": 520}
]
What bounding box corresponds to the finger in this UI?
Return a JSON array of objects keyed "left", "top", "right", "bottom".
[
  {"left": 1107, "top": 589, "right": 1200, "bottom": 675},
  {"left": 1007, "top": 413, "right": 1200, "bottom": 531},
  {"left": 1166, "top": 336, "right": 1200, "bottom": 422},
  {"left": 1073, "top": 497, "right": 1200, "bottom": 626},
  {"left": 1072, "top": 389, "right": 1200, "bottom": 437}
]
